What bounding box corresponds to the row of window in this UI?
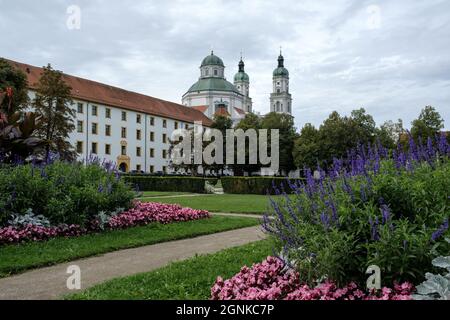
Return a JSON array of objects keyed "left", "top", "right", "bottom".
[
  {"left": 76, "top": 103, "right": 184, "bottom": 129},
  {"left": 77, "top": 121, "right": 171, "bottom": 143},
  {"left": 76, "top": 141, "right": 169, "bottom": 159}
]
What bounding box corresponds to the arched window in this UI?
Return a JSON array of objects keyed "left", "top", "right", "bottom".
[
  {"left": 205, "top": 68, "right": 209, "bottom": 76},
  {"left": 276, "top": 101, "right": 280, "bottom": 112},
  {"left": 214, "top": 69, "right": 218, "bottom": 76}
]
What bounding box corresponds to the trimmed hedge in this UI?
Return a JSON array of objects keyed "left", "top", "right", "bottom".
[
  {"left": 123, "top": 176, "right": 218, "bottom": 193},
  {"left": 221, "top": 177, "right": 304, "bottom": 195}
]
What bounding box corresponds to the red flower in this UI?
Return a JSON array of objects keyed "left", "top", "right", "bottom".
[{"left": 5, "top": 87, "right": 13, "bottom": 98}]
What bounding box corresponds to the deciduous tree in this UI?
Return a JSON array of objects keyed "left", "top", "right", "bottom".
[{"left": 32, "top": 64, "right": 76, "bottom": 161}]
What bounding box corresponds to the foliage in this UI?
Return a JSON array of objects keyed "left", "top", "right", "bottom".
[
  {"left": 411, "top": 106, "right": 445, "bottom": 143},
  {"left": 221, "top": 176, "right": 303, "bottom": 195},
  {"left": 294, "top": 109, "right": 383, "bottom": 169},
  {"left": 413, "top": 238, "right": 450, "bottom": 300},
  {"left": 293, "top": 123, "right": 320, "bottom": 169},
  {"left": 263, "top": 135, "right": 450, "bottom": 287},
  {"left": 8, "top": 209, "right": 50, "bottom": 228},
  {"left": 260, "top": 112, "right": 298, "bottom": 174},
  {"left": 211, "top": 256, "right": 413, "bottom": 300},
  {"left": 32, "top": 64, "right": 76, "bottom": 161},
  {"left": 208, "top": 114, "right": 233, "bottom": 174},
  {"left": 123, "top": 175, "right": 215, "bottom": 193},
  {"left": 0, "top": 58, "right": 29, "bottom": 115},
  {"left": 229, "top": 113, "right": 263, "bottom": 176},
  {"left": 376, "top": 119, "right": 404, "bottom": 150},
  {"left": 0, "top": 160, "right": 134, "bottom": 227},
  {"left": 0, "top": 60, "right": 46, "bottom": 162}
]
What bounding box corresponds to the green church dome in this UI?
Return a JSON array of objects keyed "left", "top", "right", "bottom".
[
  {"left": 234, "top": 72, "right": 249, "bottom": 82},
  {"left": 201, "top": 52, "right": 225, "bottom": 67},
  {"left": 186, "top": 78, "right": 241, "bottom": 95},
  {"left": 273, "top": 53, "right": 289, "bottom": 77},
  {"left": 234, "top": 58, "right": 249, "bottom": 82},
  {"left": 273, "top": 67, "right": 289, "bottom": 77}
]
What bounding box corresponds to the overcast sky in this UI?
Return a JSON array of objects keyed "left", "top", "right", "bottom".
[{"left": 1, "top": 0, "right": 449, "bottom": 130}]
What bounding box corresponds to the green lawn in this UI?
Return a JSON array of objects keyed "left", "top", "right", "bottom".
[
  {"left": 0, "top": 216, "right": 259, "bottom": 278},
  {"left": 142, "top": 194, "right": 281, "bottom": 214},
  {"left": 139, "top": 191, "right": 193, "bottom": 198},
  {"left": 67, "top": 239, "right": 273, "bottom": 300}
]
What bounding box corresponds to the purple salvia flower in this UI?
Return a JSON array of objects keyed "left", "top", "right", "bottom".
[
  {"left": 369, "top": 217, "right": 380, "bottom": 241},
  {"left": 320, "top": 212, "right": 330, "bottom": 231},
  {"left": 381, "top": 204, "right": 391, "bottom": 225},
  {"left": 431, "top": 218, "right": 449, "bottom": 242}
]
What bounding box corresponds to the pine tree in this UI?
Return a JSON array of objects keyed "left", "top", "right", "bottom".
[{"left": 32, "top": 64, "right": 76, "bottom": 161}]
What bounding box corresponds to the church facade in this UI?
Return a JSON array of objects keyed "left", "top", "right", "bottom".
[{"left": 182, "top": 51, "right": 292, "bottom": 124}]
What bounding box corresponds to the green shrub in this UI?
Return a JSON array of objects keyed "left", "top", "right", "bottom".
[
  {"left": 264, "top": 159, "right": 450, "bottom": 287},
  {"left": 123, "top": 176, "right": 217, "bottom": 193},
  {"left": 0, "top": 162, "right": 135, "bottom": 227},
  {"left": 221, "top": 177, "right": 303, "bottom": 195}
]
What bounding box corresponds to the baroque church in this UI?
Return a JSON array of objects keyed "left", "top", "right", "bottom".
[{"left": 182, "top": 51, "right": 293, "bottom": 124}]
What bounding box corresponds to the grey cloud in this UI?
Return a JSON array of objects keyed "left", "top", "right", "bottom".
[{"left": 0, "top": 0, "right": 448, "bottom": 130}]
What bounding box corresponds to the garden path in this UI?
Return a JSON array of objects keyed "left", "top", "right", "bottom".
[{"left": 0, "top": 225, "right": 265, "bottom": 300}]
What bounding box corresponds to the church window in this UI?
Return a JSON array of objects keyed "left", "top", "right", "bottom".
[
  {"left": 205, "top": 69, "right": 209, "bottom": 76},
  {"left": 277, "top": 89, "right": 280, "bottom": 93},
  {"left": 214, "top": 69, "right": 218, "bottom": 76}
]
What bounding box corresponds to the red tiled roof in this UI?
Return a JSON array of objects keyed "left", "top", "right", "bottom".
[
  {"left": 214, "top": 107, "right": 231, "bottom": 117},
  {"left": 6, "top": 59, "right": 213, "bottom": 126},
  {"left": 234, "top": 107, "right": 246, "bottom": 115},
  {"left": 192, "top": 105, "right": 209, "bottom": 113}
]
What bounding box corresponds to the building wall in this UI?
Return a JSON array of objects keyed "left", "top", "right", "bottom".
[{"left": 28, "top": 90, "right": 194, "bottom": 173}]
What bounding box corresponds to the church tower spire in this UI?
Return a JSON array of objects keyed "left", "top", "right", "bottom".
[
  {"left": 234, "top": 54, "right": 253, "bottom": 113},
  {"left": 270, "top": 51, "right": 292, "bottom": 115}
]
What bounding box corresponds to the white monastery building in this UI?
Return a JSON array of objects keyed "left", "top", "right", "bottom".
[
  {"left": 8, "top": 59, "right": 212, "bottom": 174},
  {"left": 6, "top": 51, "right": 292, "bottom": 174}
]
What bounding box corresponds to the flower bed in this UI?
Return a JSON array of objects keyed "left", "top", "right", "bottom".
[
  {"left": 108, "top": 202, "right": 210, "bottom": 229},
  {"left": 211, "top": 257, "right": 413, "bottom": 300},
  {"left": 0, "top": 202, "right": 210, "bottom": 245}
]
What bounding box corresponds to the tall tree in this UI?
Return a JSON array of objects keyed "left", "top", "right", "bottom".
[
  {"left": 261, "top": 112, "right": 298, "bottom": 174},
  {"left": 350, "top": 108, "right": 377, "bottom": 145},
  {"left": 376, "top": 119, "right": 404, "bottom": 149},
  {"left": 411, "top": 106, "right": 444, "bottom": 142},
  {"left": 230, "top": 113, "right": 263, "bottom": 176},
  {"left": 32, "top": 64, "right": 76, "bottom": 161},
  {"left": 293, "top": 123, "right": 320, "bottom": 169},
  {"left": 209, "top": 114, "right": 233, "bottom": 175},
  {"left": 316, "top": 111, "right": 355, "bottom": 166}
]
